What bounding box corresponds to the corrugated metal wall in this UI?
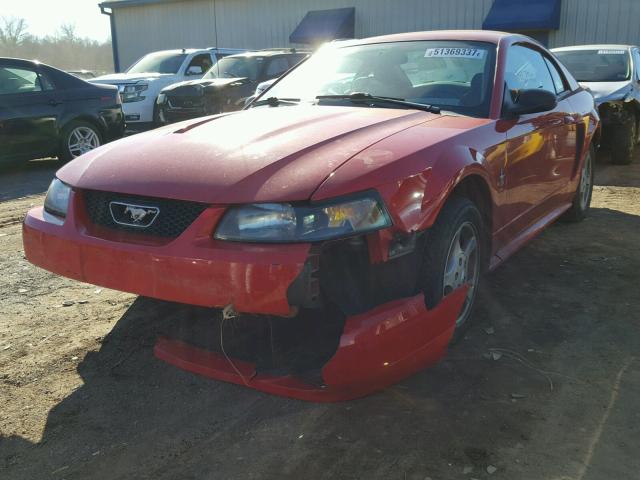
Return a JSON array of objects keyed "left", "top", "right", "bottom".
[
  {"left": 112, "top": 0, "right": 640, "bottom": 70},
  {"left": 113, "top": 0, "right": 494, "bottom": 69},
  {"left": 551, "top": 0, "right": 640, "bottom": 47}
]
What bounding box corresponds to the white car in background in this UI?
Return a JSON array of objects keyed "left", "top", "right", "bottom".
[{"left": 91, "top": 47, "right": 245, "bottom": 130}]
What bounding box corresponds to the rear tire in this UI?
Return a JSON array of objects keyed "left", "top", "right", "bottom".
[
  {"left": 59, "top": 120, "right": 102, "bottom": 163},
  {"left": 610, "top": 120, "right": 635, "bottom": 165},
  {"left": 563, "top": 145, "right": 594, "bottom": 223},
  {"left": 421, "top": 197, "right": 484, "bottom": 341}
]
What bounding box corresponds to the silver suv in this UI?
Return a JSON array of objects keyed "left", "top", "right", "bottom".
[{"left": 553, "top": 44, "right": 640, "bottom": 164}]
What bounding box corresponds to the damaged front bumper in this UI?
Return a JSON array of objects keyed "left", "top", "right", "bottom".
[
  {"left": 23, "top": 191, "right": 467, "bottom": 401},
  {"left": 154, "top": 287, "right": 467, "bottom": 402}
]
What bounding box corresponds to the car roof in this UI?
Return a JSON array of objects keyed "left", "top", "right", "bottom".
[
  {"left": 552, "top": 44, "right": 637, "bottom": 52},
  {"left": 226, "top": 50, "right": 307, "bottom": 59},
  {"left": 145, "top": 49, "right": 206, "bottom": 55},
  {"left": 0, "top": 57, "right": 42, "bottom": 67},
  {"left": 344, "top": 29, "right": 521, "bottom": 47}
]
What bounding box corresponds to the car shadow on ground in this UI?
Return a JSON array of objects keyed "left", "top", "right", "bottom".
[
  {"left": 594, "top": 149, "right": 640, "bottom": 187},
  {"left": 0, "top": 159, "right": 59, "bottom": 202},
  {"left": 2, "top": 205, "right": 639, "bottom": 479}
]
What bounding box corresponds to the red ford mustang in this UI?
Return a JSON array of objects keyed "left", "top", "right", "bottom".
[{"left": 23, "top": 31, "right": 598, "bottom": 401}]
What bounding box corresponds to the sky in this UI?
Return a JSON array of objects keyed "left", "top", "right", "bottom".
[{"left": 0, "top": 0, "right": 111, "bottom": 42}]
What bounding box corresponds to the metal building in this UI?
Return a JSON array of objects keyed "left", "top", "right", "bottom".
[{"left": 99, "top": 0, "right": 640, "bottom": 72}]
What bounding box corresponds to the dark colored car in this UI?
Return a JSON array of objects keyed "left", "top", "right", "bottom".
[
  {"left": 553, "top": 45, "right": 640, "bottom": 164},
  {"left": 156, "top": 49, "right": 308, "bottom": 124},
  {"left": 0, "top": 58, "right": 124, "bottom": 165},
  {"left": 68, "top": 70, "right": 97, "bottom": 80}
]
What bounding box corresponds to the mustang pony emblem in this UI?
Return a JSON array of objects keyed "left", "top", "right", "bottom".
[
  {"left": 109, "top": 201, "right": 160, "bottom": 228},
  {"left": 125, "top": 206, "right": 152, "bottom": 222}
]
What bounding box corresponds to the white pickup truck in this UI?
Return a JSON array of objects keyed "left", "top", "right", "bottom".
[{"left": 90, "top": 47, "right": 245, "bottom": 130}]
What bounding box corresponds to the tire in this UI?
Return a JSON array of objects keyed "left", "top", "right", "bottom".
[
  {"left": 59, "top": 120, "right": 102, "bottom": 163},
  {"left": 152, "top": 102, "right": 161, "bottom": 127},
  {"left": 563, "top": 145, "right": 595, "bottom": 223},
  {"left": 421, "top": 196, "right": 484, "bottom": 341},
  {"left": 610, "top": 120, "right": 635, "bottom": 165}
]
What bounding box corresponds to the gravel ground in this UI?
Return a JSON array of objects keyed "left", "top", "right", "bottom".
[{"left": 0, "top": 154, "right": 639, "bottom": 480}]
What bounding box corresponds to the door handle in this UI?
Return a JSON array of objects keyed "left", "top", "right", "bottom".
[{"left": 49, "top": 99, "right": 63, "bottom": 107}]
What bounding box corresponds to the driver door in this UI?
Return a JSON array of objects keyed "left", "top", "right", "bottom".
[{"left": 501, "top": 44, "right": 576, "bottom": 233}]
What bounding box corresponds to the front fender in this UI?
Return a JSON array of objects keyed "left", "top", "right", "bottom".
[{"left": 312, "top": 119, "right": 502, "bottom": 234}]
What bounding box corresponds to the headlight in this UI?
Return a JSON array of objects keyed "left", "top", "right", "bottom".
[
  {"left": 44, "top": 179, "right": 71, "bottom": 218},
  {"left": 119, "top": 83, "right": 148, "bottom": 103},
  {"left": 214, "top": 192, "right": 392, "bottom": 243}
]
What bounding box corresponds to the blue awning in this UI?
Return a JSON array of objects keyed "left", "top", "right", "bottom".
[
  {"left": 289, "top": 7, "right": 355, "bottom": 45},
  {"left": 483, "top": 0, "right": 562, "bottom": 31}
]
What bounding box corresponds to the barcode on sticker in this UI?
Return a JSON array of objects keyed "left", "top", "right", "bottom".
[
  {"left": 425, "top": 48, "right": 486, "bottom": 59},
  {"left": 597, "top": 50, "right": 626, "bottom": 55}
]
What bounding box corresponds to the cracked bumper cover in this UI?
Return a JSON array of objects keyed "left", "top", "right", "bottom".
[
  {"left": 23, "top": 196, "right": 467, "bottom": 401},
  {"left": 154, "top": 287, "right": 467, "bottom": 402}
]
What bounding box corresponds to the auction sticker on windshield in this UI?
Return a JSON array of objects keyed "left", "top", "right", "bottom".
[{"left": 425, "top": 48, "right": 486, "bottom": 59}]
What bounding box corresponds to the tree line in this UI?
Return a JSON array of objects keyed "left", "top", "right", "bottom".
[{"left": 0, "top": 16, "right": 113, "bottom": 74}]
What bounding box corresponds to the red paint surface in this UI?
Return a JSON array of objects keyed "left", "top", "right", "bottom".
[
  {"left": 154, "top": 287, "right": 467, "bottom": 402},
  {"left": 23, "top": 196, "right": 308, "bottom": 315}
]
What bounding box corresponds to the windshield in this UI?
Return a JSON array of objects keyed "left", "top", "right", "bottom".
[
  {"left": 262, "top": 40, "right": 496, "bottom": 117},
  {"left": 204, "top": 57, "right": 261, "bottom": 81},
  {"left": 127, "top": 52, "right": 187, "bottom": 74},
  {"left": 554, "top": 49, "right": 631, "bottom": 82}
]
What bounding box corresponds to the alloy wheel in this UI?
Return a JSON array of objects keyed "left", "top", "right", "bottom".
[
  {"left": 442, "top": 221, "right": 480, "bottom": 326},
  {"left": 579, "top": 152, "right": 592, "bottom": 211},
  {"left": 68, "top": 126, "right": 100, "bottom": 158}
]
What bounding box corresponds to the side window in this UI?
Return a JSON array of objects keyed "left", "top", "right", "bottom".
[
  {"left": 634, "top": 49, "right": 640, "bottom": 81},
  {"left": 544, "top": 56, "right": 567, "bottom": 94},
  {"left": 186, "top": 54, "right": 213, "bottom": 76},
  {"left": 505, "top": 45, "right": 555, "bottom": 93},
  {"left": 38, "top": 71, "right": 55, "bottom": 91},
  {"left": 265, "top": 57, "right": 290, "bottom": 78},
  {"left": 0, "top": 66, "right": 43, "bottom": 95}
]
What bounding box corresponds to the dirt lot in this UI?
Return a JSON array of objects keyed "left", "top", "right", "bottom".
[{"left": 1, "top": 154, "right": 639, "bottom": 480}]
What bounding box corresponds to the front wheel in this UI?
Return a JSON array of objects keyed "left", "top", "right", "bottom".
[
  {"left": 563, "top": 145, "right": 594, "bottom": 222},
  {"left": 421, "top": 197, "right": 484, "bottom": 340},
  {"left": 59, "top": 120, "right": 102, "bottom": 162}
]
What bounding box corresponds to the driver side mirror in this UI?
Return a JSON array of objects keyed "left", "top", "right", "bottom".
[
  {"left": 505, "top": 88, "right": 557, "bottom": 115},
  {"left": 186, "top": 65, "right": 203, "bottom": 76}
]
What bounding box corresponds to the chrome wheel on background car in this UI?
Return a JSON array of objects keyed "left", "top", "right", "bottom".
[
  {"left": 67, "top": 126, "right": 100, "bottom": 158},
  {"left": 59, "top": 120, "right": 103, "bottom": 162},
  {"left": 443, "top": 221, "right": 480, "bottom": 326}
]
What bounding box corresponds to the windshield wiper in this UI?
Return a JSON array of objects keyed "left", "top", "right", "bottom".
[
  {"left": 316, "top": 93, "right": 440, "bottom": 113},
  {"left": 251, "top": 96, "right": 300, "bottom": 107}
]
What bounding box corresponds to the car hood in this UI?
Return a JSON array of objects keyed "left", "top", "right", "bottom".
[
  {"left": 580, "top": 81, "right": 632, "bottom": 103},
  {"left": 90, "top": 72, "right": 176, "bottom": 84},
  {"left": 162, "top": 77, "right": 247, "bottom": 94},
  {"left": 58, "top": 105, "right": 442, "bottom": 204}
]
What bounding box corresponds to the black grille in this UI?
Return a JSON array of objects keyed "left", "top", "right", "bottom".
[
  {"left": 84, "top": 190, "right": 209, "bottom": 238},
  {"left": 167, "top": 96, "right": 204, "bottom": 108}
]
